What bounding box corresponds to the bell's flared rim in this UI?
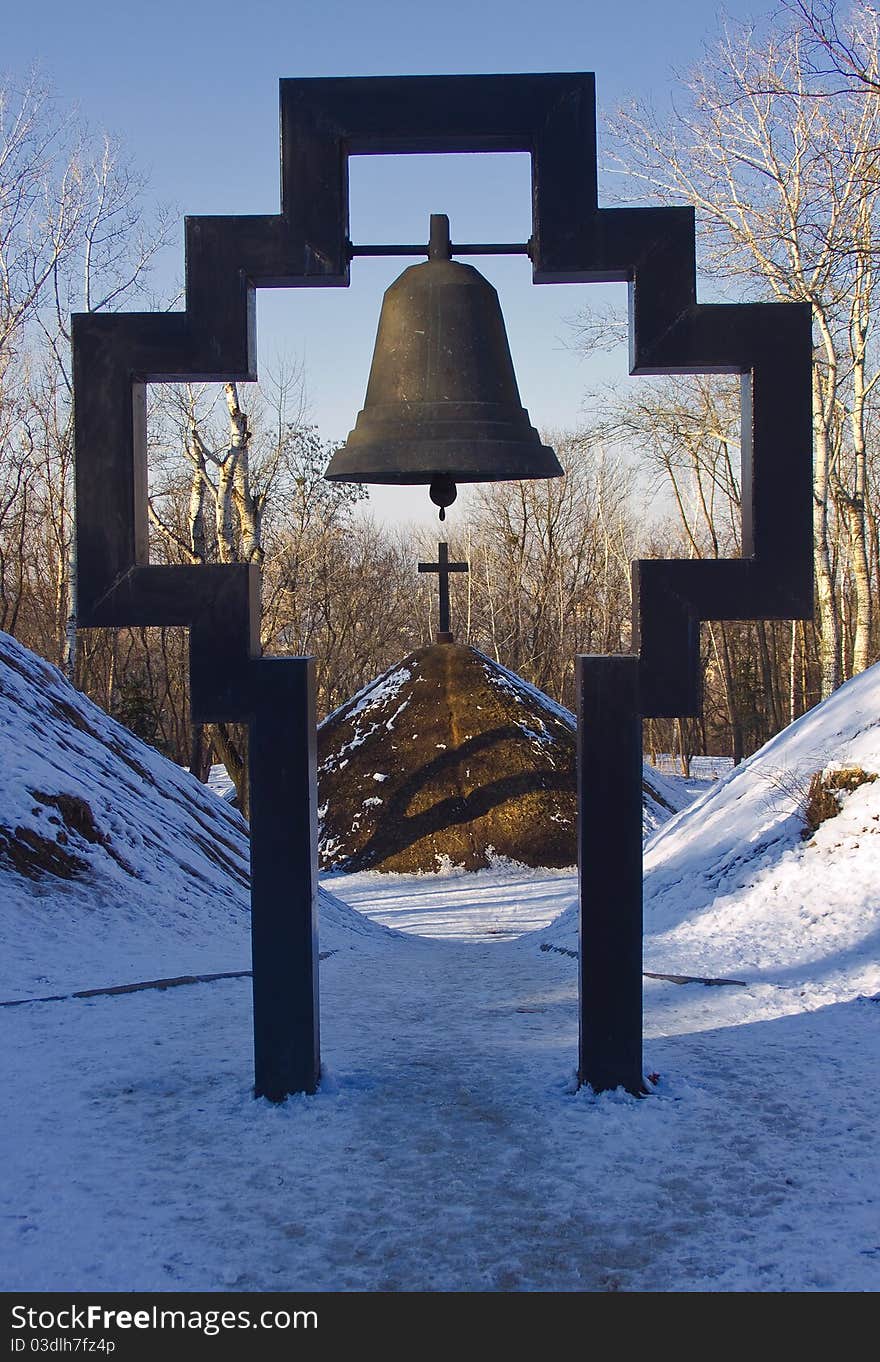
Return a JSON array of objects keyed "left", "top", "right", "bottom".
[{"left": 325, "top": 439, "right": 564, "bottom": 485}]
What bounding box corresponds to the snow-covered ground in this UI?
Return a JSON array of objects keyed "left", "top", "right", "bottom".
[
  {"left": 326, "top": 861, "right": 575, "bottom": 940},
  {"left": 1, "top": 635, "right": 879, "bottom": 1291},
  {"left": 0, "top": 634, "right": 360, "bottom": 1000}
]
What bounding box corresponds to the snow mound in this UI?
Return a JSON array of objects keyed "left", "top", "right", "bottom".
[
  {"left": 318, "top": 643, "right": 696, "bottom": 874},
  {"left": 0, "top": 631, "right": 392, "bottom": 1000},
  {"left": 538, "top": 663, "right": 880, "bottom": 999},
  {"left": 641, "top": 765, "right": 694, "bottom": 836}
]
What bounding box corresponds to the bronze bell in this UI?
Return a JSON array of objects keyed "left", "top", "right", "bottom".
[{"left": 324, "top": 214, "right": 563, "bottom": 517}]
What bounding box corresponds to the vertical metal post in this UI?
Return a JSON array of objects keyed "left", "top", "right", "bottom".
[
  {"left": 248, "top": 657, "right": 320, "bottom": 1099},
  {"left": 577, "top": 655, "right": 644, "bottom": 1095},
  {"left": 437, "top": 543, "right": 452, "bottom": 636}
]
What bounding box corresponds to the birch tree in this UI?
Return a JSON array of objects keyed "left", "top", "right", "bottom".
[
  {"left": 790, "top": 1, "right": 880, "bottom": 97},
  {"left": 600, "top": 8, "right": 880, "bottom": 696},
  {"left": 149, "top": 380, "right": 275, "bottom": 571},
  {"left": 148, "top": 373, "right": 372, "bottom": 805},
  {"left": 0, "top": 74, "right": 173, "bottom": 680},
  {"left": 591, "top": 375, "right": 794, "bottom": 757},
  {"left": 149, "top": 379, "right": 280, "bottom": 805}
]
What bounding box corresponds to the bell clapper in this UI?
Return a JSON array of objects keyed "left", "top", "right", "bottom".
[{"left": 429, "top": 475, "right": 457, "bottom": 521}]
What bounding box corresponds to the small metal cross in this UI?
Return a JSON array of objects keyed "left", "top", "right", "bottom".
[{"left": 418, "top": 541, "right": 468, "bottom": 642}]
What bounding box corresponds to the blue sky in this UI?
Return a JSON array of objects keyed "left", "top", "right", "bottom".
[{"left": 5, "top": 0, "right": 769, "bottom": 525}]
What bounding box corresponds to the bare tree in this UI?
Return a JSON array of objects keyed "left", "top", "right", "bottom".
[
  {"left": 597, "top": 9, "right": 880, "bottom": 696},
  {"left": 789, "top": 1, "right": 880, "bottom": 96},
  {"left": 0, "top": 74, "right": 173, "bottom": 681},
  {"left": 147, "top": 372, "right": 375, "bottom": 806},
  {"left": 0, "top": 75, "right": 86, "bottom": 373},
  {"left": 461, "top": 436, "right": 638, "bottom": 709},
  {"left": 590, "top": 374, "right": 797, "bottom": 758}
]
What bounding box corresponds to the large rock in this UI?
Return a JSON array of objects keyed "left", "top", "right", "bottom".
[{"left": 318, "top": 643, "right": 685, "bottom": 873}]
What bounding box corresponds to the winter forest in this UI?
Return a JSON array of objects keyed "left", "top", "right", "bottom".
[{"left": 3, "top": 0, "right": 880, "bottom": 797}]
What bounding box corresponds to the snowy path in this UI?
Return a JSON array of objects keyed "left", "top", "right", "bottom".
[
  {"left": 3, "top": 633, "right": 880, "bottom": 1290},
  {"left": 2, "top": 871, "right": 878, "bottom": 1292},
  {"left": 327, "top": 864, "right": 577, "bottom": 939}
]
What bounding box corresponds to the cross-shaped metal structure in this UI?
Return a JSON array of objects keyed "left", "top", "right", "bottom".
[
  {"left": 72, "top": 72, "right": 813, "bottom": 1102},
  {"left": 418, "top": 542, "right": 469, "bottom": 642}
]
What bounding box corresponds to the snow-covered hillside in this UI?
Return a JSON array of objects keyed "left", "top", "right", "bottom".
[
  {"left": 541, "top": 663, "right": 880, "bottom": 1008},
  {"left": 643, "top": 663, "right": 880, "bottom": 997},
  {"left": 0, "top": 631, "right": 390, "bottom": 999}
]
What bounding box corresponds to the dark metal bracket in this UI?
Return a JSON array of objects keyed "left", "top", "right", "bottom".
[
  {"left": 349, "top": 241, "right": 532, "bottom": 259},
  {"left": 72, "top": 73, "right": 813, "bottom": 1102}
]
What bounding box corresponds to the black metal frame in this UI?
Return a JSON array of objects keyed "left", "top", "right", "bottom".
[{"left": 72, "top": 73, "right": 812, "bottom": 1100}]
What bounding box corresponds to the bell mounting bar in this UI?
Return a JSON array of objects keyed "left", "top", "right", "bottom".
[{"left": 348, "top": 240, "right": 532, "bottom": 258}]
